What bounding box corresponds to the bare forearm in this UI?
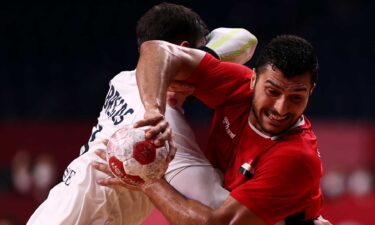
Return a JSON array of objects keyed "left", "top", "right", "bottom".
[
  {"left": 143, "top": 179, "right": 213, "bottom": 225},
  {"left": 136, "top": 40, "right": 204, "bottom": 113},
  {"left": 92, "top": 150, "right": 266, "bottom": 225},
  {"left": 136, "top": 41, "right": 177, "bottom": 113}
]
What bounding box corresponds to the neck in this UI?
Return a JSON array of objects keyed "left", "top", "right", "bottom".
[{"left": 248, "top": 110, "right": 305, "bottom": 140}]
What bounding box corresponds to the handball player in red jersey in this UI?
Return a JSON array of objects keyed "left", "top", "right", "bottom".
[{"left": 94, "top": 34, "right": 332, "bottom": 225}]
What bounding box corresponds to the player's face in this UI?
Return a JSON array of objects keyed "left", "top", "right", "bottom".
[{"left": 249, "top": 64, "right": 314, "bottom": 135}]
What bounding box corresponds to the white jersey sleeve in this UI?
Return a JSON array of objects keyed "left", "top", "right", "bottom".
[{"left": 205, "top": 27, "right": 258, "bottom": 64}]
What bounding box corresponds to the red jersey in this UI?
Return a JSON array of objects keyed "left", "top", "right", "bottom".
[{"left": 186, "top": 54, "right": 323, "bottom": 225}]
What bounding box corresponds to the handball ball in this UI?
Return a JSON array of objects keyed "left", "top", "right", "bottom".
[{"left": 106, "top": 125, "right": 170, "bottom": 185}]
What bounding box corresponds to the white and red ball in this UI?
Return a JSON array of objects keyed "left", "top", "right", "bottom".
[{"left": 106, "top": 125, "right": 170, "bottom": 185}]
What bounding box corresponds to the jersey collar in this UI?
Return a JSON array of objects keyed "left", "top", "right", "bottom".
[{"left": 248, "top": 116, "right": 305, "bottom": 141}]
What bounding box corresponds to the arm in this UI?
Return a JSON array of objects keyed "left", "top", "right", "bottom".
[
  {"left": 92, "top": 150, "right": 332, "bottom": 225},
  {"left": 135, "top": 40, "right": 252, "bottom": 128},
  {"left": 134, "top": 41, "right": 205, "bottom": 145},
  {"left": 166, "top": 27, "right": 258, "bottom": 110},
  {"left": 135, "top": 41, "right": 205, "bottom": 115},
  {"left": 138, "top": 27, "right": 258, "bottom": 113},
  {"left": 93, "top": 155, "right": 265, "bottom": 225},
  {"left": 141, "top": 179, "right": 266, "bottom": 225}
]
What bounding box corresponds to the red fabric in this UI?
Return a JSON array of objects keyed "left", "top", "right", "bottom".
[
  {"left": 188, "top": 54, "right": 323, "bottom": 225},
  {"left": 186, "top": 53, "right": 253, "bottom": 109},
  {"left": 230, "top": 118, "right": 323, "bottom": 225}
]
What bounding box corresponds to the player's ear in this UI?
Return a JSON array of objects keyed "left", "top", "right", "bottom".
[
  {"left": 250, "top": 71, "right": 257, "bottom": 90},
  {"left": 180, "top": 41, "right": 190, "bottom": 47},
  {"left": 309, "top": 83, "right": 316, "bottom": 96}
]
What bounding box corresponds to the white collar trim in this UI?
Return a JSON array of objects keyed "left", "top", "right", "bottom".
[{"left": 248, "top": 116, "right": 305, "bottom": 141}]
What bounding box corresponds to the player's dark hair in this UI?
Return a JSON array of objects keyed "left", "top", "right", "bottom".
[
  {"left": 136, "top": 2, "right": 209, "bottom": 49},
  {"left": 255, "top": 35, "right": 319, "bottom": 84}
]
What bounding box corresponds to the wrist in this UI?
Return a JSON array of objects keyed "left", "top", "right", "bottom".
[
  {"left": 144, "top": 99, "right": 165, "bottom": 115},
  {"left": 142, "top": 178, "right": 164, "bottom": 193}
]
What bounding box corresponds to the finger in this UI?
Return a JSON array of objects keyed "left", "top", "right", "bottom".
[
  {"left": 97, "top": 177, "right": 124, "bottom": 187},
  {"left": 166, "top": 92, "right": 178, "bottom": 107},
  {"left": 91, "top": 161, "right": 113, "bottom": 176},
  {"left": 134, "top": 114, "right": 164, "bottom": 128},
  {"left": 167, "top": 97, "right": 178, "bottom": 107},
  {"left": 97, "top": 177, "right": 141, "bottom": 191},
  {"left": 154, "top": 126, "right": 171, "bottom": 147},
  {"left": 145, "top": 120, "right": 169, "bottom": 141},
  {"left": 317, "top": 216, "right": 331, "bottom": 225},
  {"left": 313, "top": 221, "right": 322, "bottom": 225},
  {"left": 95, "top": 149, "right": 107, "bottom": 161},
  {"left": 133, "top": 119, "right": 150, "bottom": 128},
  {"left": 313, "top": 217, "right": 331, "bottom": 225},
  {"left": 169, "top": 81, "right": 195, "bottom": 93}
]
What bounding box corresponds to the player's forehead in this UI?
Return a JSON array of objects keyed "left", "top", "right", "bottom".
[{"left": 259, "top": 65, "right": 311, "bottom": 92}]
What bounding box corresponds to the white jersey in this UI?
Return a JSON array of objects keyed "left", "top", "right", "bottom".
[
  {"left": 27, "top": 27, "right": 257, "bottom": 225},
  {"left": 27, "top": 70, "right": 225, "bottom": 225},
  {"left": 81, "top": 70, "right": 211, "bottom": 173}
]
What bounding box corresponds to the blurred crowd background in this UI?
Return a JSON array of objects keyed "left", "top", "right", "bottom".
[{"left": 0, "top": 0, "right": 374, "bottom": 224}]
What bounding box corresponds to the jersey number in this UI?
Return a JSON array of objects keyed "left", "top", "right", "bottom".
[{"left": 80, "top": 124, "right": 103, "bottom": 155}]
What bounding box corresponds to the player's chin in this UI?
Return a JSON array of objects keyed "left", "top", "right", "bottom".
[
  {"left": 260, "top": 116, "right": 288, "bottom": 135},
  {"left": 262, "top": 126, "right": 284, "bottom": 136},
  {"left": 261, "top": 119, "right": 292, "bottom": 136}
]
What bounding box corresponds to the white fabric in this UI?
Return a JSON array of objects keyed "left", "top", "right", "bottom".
[
  {"left": 27, "top": 27, "right": 258, "bottom": 224},
  {"left": 27, "top": 150, "right": 153, "bottom": 225},
  {"left": 167, "top": 166, "right": 228, "bottom": 209},
  {"left": 27, "top": 70, "right": 228, "bottom": 225},
  {"left": 206, "top": 27, "right": 258, "bottom": 65}
]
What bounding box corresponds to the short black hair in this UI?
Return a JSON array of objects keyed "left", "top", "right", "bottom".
[
  {"left": 136, "top": 2, "right": 209, "bottom": 48},
  {"left": 255, "top": 35, "right": 319, "bottom": 84}
]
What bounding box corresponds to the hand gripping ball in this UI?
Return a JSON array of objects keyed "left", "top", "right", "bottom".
[{"left": 106, "top": 125, "right": 170, "bottom": 185}]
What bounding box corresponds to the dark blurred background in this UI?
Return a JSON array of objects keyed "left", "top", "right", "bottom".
[
  {"left": 1, "top": 0, "right": 374, "bottom": 121},
  {"left": 0, "top": 0, "right": 374, "bottom": 225}
]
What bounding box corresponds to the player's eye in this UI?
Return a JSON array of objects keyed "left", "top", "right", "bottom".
[
  {"left": 290, "top": 95, "right": 303, "bottom": 103},
  {"left": 265, "top": 88, "right": 280, "bottom": 97}
]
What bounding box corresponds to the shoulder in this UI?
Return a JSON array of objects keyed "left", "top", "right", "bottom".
[
  {"left": 189, "top": 53, "right": 253, "bottom": 82},
  {"left": 273, "top": 116, "right": 319, "bottom": 161},
  {"left": 110, "top": 70, "right": 136, "bottom": 84},
  {"left": 263, "top": 130, "right": 322, "bottom": 180}
]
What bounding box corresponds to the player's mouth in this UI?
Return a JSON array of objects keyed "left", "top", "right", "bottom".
[{"left": 264, "top": 110, "right": 288, "bottom": 125}]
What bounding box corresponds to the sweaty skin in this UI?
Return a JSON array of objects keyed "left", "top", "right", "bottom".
[
  {"left": 249, "top": 65, "right": 314, "bottom": 136},
  {"left": 93, "top": 150, "right": 266, "bottom": 225},
  {"left": 133, "top": 41, "right": 272, "bottom": 225},
  {"left": 96, "top": 40, "right": 331, "bottom": 225}
]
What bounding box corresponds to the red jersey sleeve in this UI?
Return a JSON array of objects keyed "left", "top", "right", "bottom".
[
  {"left": 231, "top": 143, "right": 323, "bottom": 225},
  {"left": 185, "top": 53, "right": 253, "bottom": 109}
]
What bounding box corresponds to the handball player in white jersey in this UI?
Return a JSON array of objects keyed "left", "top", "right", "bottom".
[{"left": 27, "top": 3, "right": 257, "bottom": 225}]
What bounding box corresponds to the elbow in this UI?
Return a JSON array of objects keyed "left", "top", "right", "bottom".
[
  {"left": 236, "top": 28, "right": 258, "bottom": 46},
  {"left": 238, "top": 28, "right": 258, "bottom": 64}
]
